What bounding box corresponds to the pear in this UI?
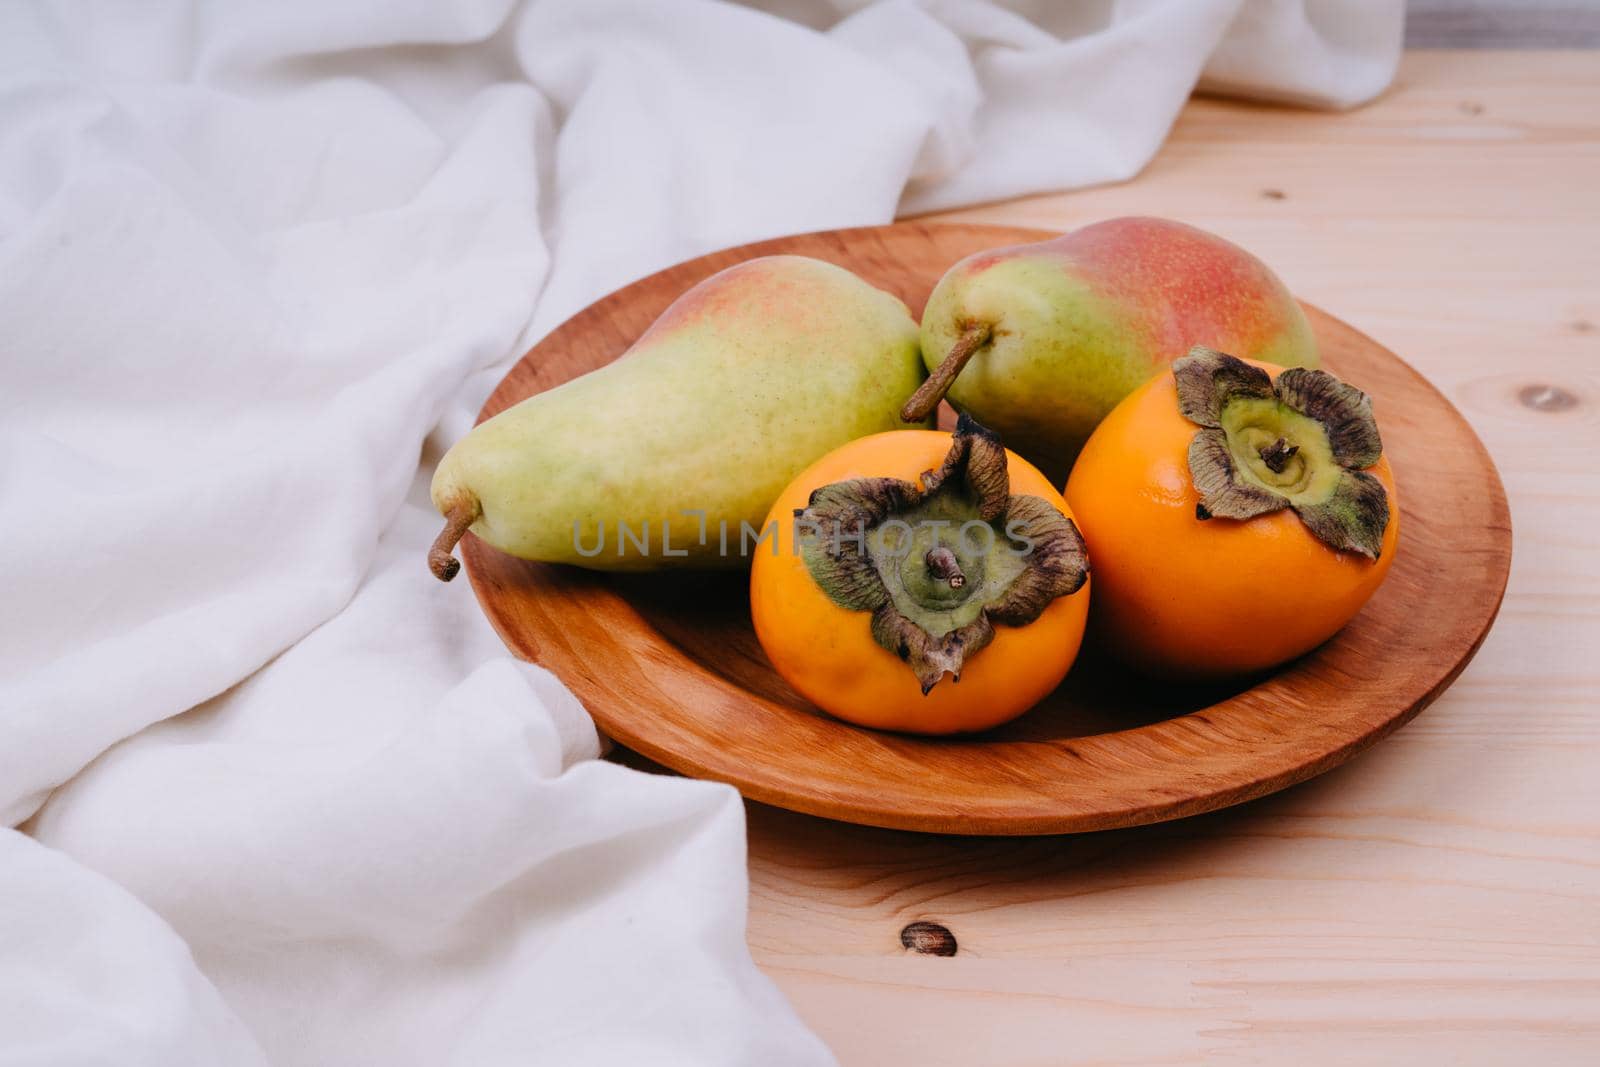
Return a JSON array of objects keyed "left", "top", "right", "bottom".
[
  {"left": 904, "top": 217, "right": 1319, "bottom": 480},
  {"left": 428, "top": 256, "right": 926, "bottom": 580}
]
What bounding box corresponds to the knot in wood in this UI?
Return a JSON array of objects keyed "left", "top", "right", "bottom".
[{"left": 900, "top": 921, "right": 957, "bottom": 956}]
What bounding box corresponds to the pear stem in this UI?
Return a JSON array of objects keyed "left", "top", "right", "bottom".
[
  {"left": 429, "top": 495, "right": 481, "bottom": 582},
  {"left": 900, "top": 323, "right": 992, "bottom": 423}
]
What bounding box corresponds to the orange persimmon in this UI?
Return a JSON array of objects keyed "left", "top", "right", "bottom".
[
  {"left": 1065, "top": 347, "right": 1399, "bottom": 679},
  {"left": 751, "top": 417, "right": 1091, "bottom": 734}
]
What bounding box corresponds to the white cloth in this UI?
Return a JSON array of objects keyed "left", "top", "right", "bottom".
[{"left": 0, "top": 2, "right": 1400, "bottom": 1063}]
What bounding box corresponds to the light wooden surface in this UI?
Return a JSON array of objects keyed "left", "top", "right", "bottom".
[
  {"left": 469, "top": 223, "right": 1509, "bottom": 835},
  {"left": 743, "top": 52, "right": 1600, "bottom": 1064}
]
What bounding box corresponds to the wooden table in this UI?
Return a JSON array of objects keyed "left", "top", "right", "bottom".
[{"left": 741, "top": 51, "right": 1600, "bottom": 1064}]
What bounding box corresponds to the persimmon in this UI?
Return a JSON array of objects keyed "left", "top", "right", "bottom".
[
  {"left": 751, "top": 417, "right": 1091, "bottom": 734},
  {"left": 1065, "top": 347, "right": 1399, "bottom": 679}
]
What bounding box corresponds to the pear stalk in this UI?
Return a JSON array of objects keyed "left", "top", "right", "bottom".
[
  {"left": 429, "top": 496, "right": 481, "bottom": 582},
  {"left": 900, "top": 323, "right": 991, "bottom": 423}
]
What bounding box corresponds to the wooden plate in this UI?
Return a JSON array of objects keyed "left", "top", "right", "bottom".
[{"left": 462, "top": 222, "right": 1512, "bottom": 835}]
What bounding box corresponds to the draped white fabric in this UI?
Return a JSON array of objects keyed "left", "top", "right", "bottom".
[{"left": 0, "top": 2, "right": 1400, "bottom": 1062}]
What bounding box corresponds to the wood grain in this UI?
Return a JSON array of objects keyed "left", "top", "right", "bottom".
[
  {"left": 463, "top": 224, "right": 1508, "bottom": 836},
  {"left": 742, "top": 51, "right": 1598, "bottom": 1064}
]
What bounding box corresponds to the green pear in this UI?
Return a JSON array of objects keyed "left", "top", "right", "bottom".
[
  {"left": 905, "top": 217, "right": 1319, "bottom": 481},
  {"left": 428, "top": 255, "right": 927, "bottom": 580}
]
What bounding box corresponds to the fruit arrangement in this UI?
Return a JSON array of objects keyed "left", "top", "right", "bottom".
[{"left": 430, "top": 217, "right": 1397, "bottom": 736}]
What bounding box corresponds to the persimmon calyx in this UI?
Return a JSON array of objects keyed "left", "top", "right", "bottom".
[
  {"left": 1174, "top": 345, "right": 1390, "bottom": 560},
  {"left": 794, "top": 414, "right": 1089, "bottom": 695}
]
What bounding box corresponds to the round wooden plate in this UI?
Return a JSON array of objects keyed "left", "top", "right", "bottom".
[{"left": 462, "top": 222, "right": 1512, "bottom": 835}]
